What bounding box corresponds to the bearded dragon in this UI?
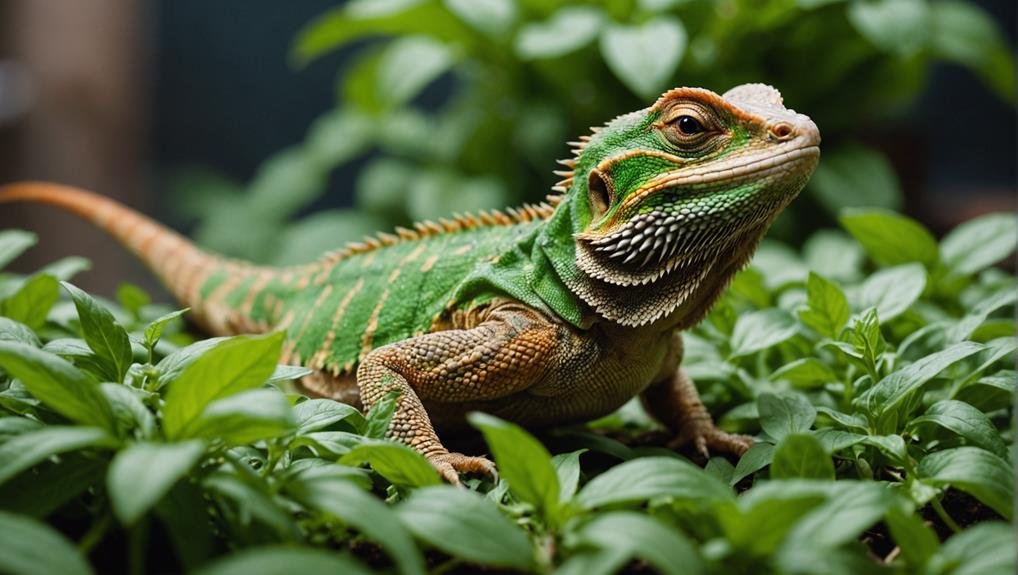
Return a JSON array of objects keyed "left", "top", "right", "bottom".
[{"left": 0, "top": 84, "right": 820, "bottom": 482}]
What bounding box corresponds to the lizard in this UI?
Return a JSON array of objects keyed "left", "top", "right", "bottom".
[{"left": 0, "top": 83, "right": 820, "bottom": 483}]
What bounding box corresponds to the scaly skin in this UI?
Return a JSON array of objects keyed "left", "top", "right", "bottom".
[{"left": 0, "top": 84, "right": 820, "bottom": 483}]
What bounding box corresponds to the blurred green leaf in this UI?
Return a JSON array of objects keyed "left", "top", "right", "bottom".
[
  {"left": 856, "top": 263, "right": 927, "bottom": 321},
  {"left": 573, "top": 511, "right": 704, "bottom": 575},
  {"left": 443, "top": 0, "right": 516, "bottom": 37},
  {"left": 0, "top": 343, "right": 115, "bottom": 431},
  {"left": 377, "top": 36, "right": 454, "bottom": 107},
  {"left": 840, "top": 208, "right": 939, "bottom": 267},
  {"left": 107, "top": 440, "right": 206, "bottom": 525},
  {"left": 758, "top": 391, "right": 816, "bottom": 441},
  {"left": 730, "top": 309, "right": 798, "bottom": 357},
  {"left": 0, "top": 510, "right": 93, "bottom": 575},
  {"left": 930, "top": 0, "right": 1015, "bottom": 99},
  {"left": 926, "top": 522, "right": 1016, "bottom": 575},
  {"left": 859, "top": 341, "right": 983, "bottom": 417},
  {"left": 515, "top": 6, "right": 603, "bottom": 60},
  {"left": 771, "top": 433, "right": 834, "bottom": 480},
  {"left": 731, "top": 442, "right": 775, "bottom": 485},
  {"left": 848, "top": 0, "right": 930, "bottom": 55},
  {"left": 577, "top": 456, "right": 733, "bottom": 509},
  {"left": 771, "top": 358, "right": 837, "bottom": 389},
  {"left": 339, "top": 440, "right": 441, "bottom": 487},
  {"left": 271, "top": 210, "right": 389, "bottom": 265},
  {"left": 186, "top": 389, "right": 296, "bottom": 445},
  {"left": 0, "top": 426, "right": 114, "bottom": 486},
  {"left": 294, "top": 398, "right": 365, "bottom": 434},
  {"left": 194, "top": 546, "right": 370, "bottom": 575},
  {"left": 919, "top": 447, "right": 1013, "bottom": 519},
  {"left": 398, "top": 486, "right": 536, "bottom": 570},
  {"left": 552, "top": 449, "right": 585, "bottom": 502},
  {"left": 2, "top": 274, "right": 58, "bottom": 330},
  {"left": 940, "top": 212, "right": 1018, "bottom": 276},
  {"left": 0, "top": 230, "right": 36, "bottom": 271},
  {"left": 0, "top": 317, "right": 40, "bottom": 347},
  {"left": 810, "top": 144, "right": 902, "bottom": 214},
  {"left": 600, "top": 17, "right": 686, "bottom": 99},
  {"left": 286, "top": 476, "right": 426, "bottom": 575},
  {"left": 884, "top": 504, "right": 939, "bottom": 568},
  {"left": 143, "top": 308, "right": 189, "bottom": 350}
]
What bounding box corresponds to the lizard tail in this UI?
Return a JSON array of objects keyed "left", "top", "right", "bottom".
[{"left": 0, "top": 181, "right": 287, "bottom": 335}]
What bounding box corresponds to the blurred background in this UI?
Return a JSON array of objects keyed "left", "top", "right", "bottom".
[{"left": 0, "top": 0, "right": 1014, "bottom": 297}]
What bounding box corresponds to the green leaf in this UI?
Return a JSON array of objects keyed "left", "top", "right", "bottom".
[
  {"left": 770, "top": 358, "right": 837, "bottom": 389},
  {"left": 377, "top": 36, "right": 453, "bottom": 107},
  {"left": 194, "top": 546, "right": 370, "bottom": 575},
  {"left": 0, "top": 455, "right": 104, "bottom": 518},
  {"left": 101, "top": 383, "right": 157, "bottom": 439},
  {"left": 186, "top": 389, "right": 296, "bottom": 445},
  {"left": 364, "top": 389, "right": 399, "bottom": 439},
  {"left": 162, "top": 332, "right": 284, "bottom": 439},
  {"left": 941, "top": 212, "right": 1018, "bottom": 276},
  {"left": 910, "top": 400, "right": 1008, "bottom": 458},
  {"left": 757, "top": 391, "right": 816, "bottom": 441},
  {"left": 515, "top": 6, "right": 602, "bottom": 60},
  {"left": 2, "top": 274, "right": 59, "bottom": 330},
  {"left": 860, "top": 341, "right": 983, "bottom": 417},
  {"left": 780, "top": 481, "right": 894, "bottom": 553},
  {"left": 929, "top": 1, "right": 1015, "bottom": 100},
  {"left": 574, "top": 511, "right": 704, "bottom": 575},
  {"left": 812, "top": 428, "right": 866, "bottom": 453},
  {"left": 286, "top": 476, "right": 425, "bottom": 575},
  {"left": 469, "top": 412, "right": 560, "bottom": 518},
  {"left": 809, "top": 144, "right": 901, "bottom": 214},
  {"left": 946, "top": 289, "right": 1017, "bottom": 343},
  {"left": 0, "top": 426, "right": 114, "bottom": 486},
  {"left": 552, "top": 449, "right": 585, "bottom": 502},
  {"left": 116, "top": 283, "right": 150, "bottom": 316},
  {"left": 202, "top": 473, "right": 300, "bottom": 539},
  {"left": 885, "top": 504, "right": 939, "bottom": 568},
  {"left": 303, "top": 109, "right": 375, "bottom": 169},
  {"left": 848, "top": 0, "right": 930, "bottom": 55},
  {"left": 802, "top": 230, "right": 864, "bottom": 282},
  {"left": 927, "top": 521, "right": 1016, "bottom": 575},
  {"left": 107, "top": 440, "right": 206, "bottom": 525},
  {"left": 0, "top": 510, "right": 93, "bottom": 575},
  {"left": 292, "top": 0, "right": 466, "bottom": 66},
  {"left": 397, "top": 486, "right": 536, "bottom": 570},
  {"left": 265, "top": 364, "right": 314, "bottom": 386},
  {"left": 730, "top": 309, "right": 798, "bottom": 357},
  {"left": 918, "top": 447, "right": 1013, "bottom": 519},
  {"left": 294, "top": 399, "right": 365, "bottom": 434},
  {"left": 856, "top": 263, "right": 927, "bottom": 321},
  {"left": 38, "top": 256, "right": 91, "bottom": 282},
  {"left": 154, "top": 337, "right": 228, "bottom": 388},
  {"left": 0, "top": 230, "right": 36, "bottom": 270},
  {"left": 339, "top": 440, "right": 440, "bottom": 487},
  {"left": 272, "top": 210, "right": 388, "bottom": 266},
  {"left": 771, "top": 434, "right": 834, "bottom": 480},
  {"left": 840, "top": 208, "right": 939, "bottom": 267},
  {"left": 0, "top": 342, "right": 115, "bottom": 431},
  {"left": 443, "top": 0, "right": 516, "bottom": 37},
  {"left": 142, "top": 308, "right": 189, "bottom": 349},
  {"left": 731, "top": 442, "right": 775, "bottom": 484},
  {"left": 577, "top": 456, "right": 733, "bottom": 509},
  {"left": 0, "top": 317, "right": 41, "bottom": 346},
  {"left": 798, "top": 272, "right": 850, "bottom": 338},
  {"left": 62, "top": 282, "right": 134, "bottom": 382},
  {"left": 599, "top": 17, "right": 686, "bottom": 99}
]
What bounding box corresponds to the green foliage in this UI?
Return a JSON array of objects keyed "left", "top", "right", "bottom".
[
  {"left": 0, "top": 208, "right": 1015, "bottom": 573},
  {"left": 171, "top": 0, "right": 1016, "bottom": 264}
]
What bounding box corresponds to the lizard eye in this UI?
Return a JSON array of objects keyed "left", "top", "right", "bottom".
[{"left": 676, "top": 115, "right": 704, "bottom": 135}]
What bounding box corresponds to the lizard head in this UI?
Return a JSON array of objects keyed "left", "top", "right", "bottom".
[{"left": 557, "top": 84, "right": 820, "bottom": 327}]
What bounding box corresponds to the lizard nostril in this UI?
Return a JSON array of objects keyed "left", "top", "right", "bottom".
[{"left": 770, "top": 122, "right": 794, "bottom": 140}]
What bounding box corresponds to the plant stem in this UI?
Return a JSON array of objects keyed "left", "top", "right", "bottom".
[
  {"left": 931, "top": 498, "right": 962, "bottom": 534},
  {"left": 77, "top": 510, "right": 113, "bottom": 555}
]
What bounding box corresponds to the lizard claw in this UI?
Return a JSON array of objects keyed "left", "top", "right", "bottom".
[
  {"left": 668, "top": 419, "right": 754, "bottom": 458},
  {"left": 428, "top": 452, "right": 497, "bottom": 485}
]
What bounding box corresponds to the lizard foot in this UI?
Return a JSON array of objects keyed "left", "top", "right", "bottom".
[
  {"left": 668, "top": 419, "right": 754, "bottom": 458},
  {"left": 428, "top": 452, "right": 497, "bottom": 485}
]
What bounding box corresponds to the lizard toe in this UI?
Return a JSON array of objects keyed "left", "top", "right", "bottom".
[
  {"left": 428, "top": 452, "right": 497, "bottom": 484},
  {"left": 669, "top": 421, "right": 754, "bottom": 458}
]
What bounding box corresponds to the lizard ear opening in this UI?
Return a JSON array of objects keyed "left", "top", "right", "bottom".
[{"left": 587, "top": 168, "right": 612, "bottom": 217}]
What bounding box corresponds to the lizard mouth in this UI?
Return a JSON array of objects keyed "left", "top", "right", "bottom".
[{"left": 575, "top": 144, "right": 819, "bottom": 287}]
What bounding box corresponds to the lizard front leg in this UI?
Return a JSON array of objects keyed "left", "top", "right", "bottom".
[
  {"left": 641, "top": 368, "right": 754, "bottom": 457},
  {"left": 356, "top": 304, "right": 561, "bottom": 483}
]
